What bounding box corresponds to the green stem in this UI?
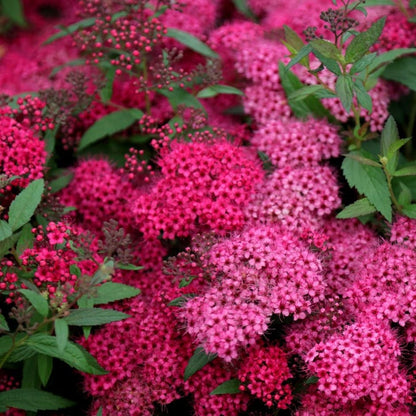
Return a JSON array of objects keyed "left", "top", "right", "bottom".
[
  {"left": 0, "top": 334, "right": 29, "bottom": 369},
  {"left": 383, "top": 164, "right": 402, "bottom": 214}
]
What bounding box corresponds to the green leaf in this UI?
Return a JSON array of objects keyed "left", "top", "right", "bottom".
[
  {"left": 0, "top": 315, "right": 9, "bottom": 331},
  {"left": 0, "top": 0, "right": 26, "bottom": 27},
  {"left": 402, "top": 204, "right": 416, "bottom": 218},
  {"left": 398, "top": 182, "right": 412, "bottom": 206},
  {"left": 368, "top": 48, "right": 416, "bottom": 75},
  {"left": 382, "top": 57, "right": 416, "bottom": 91},
  {"left": 313, "top": 52, "right": 341, "bottom": 76},
  {"left": 80, "top": 282, "right": 141, "bottom": 305},
  {"left": 44, "top": 17, "right": 96, "bottom": 44},
  {"left": 166, "top": 29, "right": 219, "bottom": 59},
  {"left": 283, "top": 25, "right": 305, "bottom": 52},
  {"left": 184, "top": 347, "right": 217, "bottom": 381},
  {"left": 90, "top": 261, "right": 115, "bottom": 285},
  {"left": 232, "top": 0, "right": 257, "bottom": 21},
  {"left": 305, "top": 376, "right": 319, "bottom": 385},
  {"left": 159, "top": 87, "right": 205, "bottom": 112},
  {"left": 380, "top": 116, "right": 400, "bottom": 172},
  {"left": 49, "top": 58, "right": 86, "bottom": 78},
  {"left": 64, "top": 308, "right": 129, "bottom": 326},
  {"left": 387, "top": 138, "right": 411, "bottom": 157},
  {"left": 285, "top": 44, "right": 313, "bottom": 71},
  {"left": 345, "top": 17, "right": 386, "bottom": 63},
  {"left": 197, "top": 85, "right": 244, "bottom": 98},
  {"left": 26, "top": 334, "right": 107, "bottom": 375},
  {"left": 8, "top": 179, "right": 44, "bottom": 231},
  {"left": 279, "top": 62, "right": 332, "bottom": 120},
  {"left": 168, "top": 293, "right": 198, "bottom": 307},
  {"left": 350, "top": 52, "right": 377, "bottom": 74},
  {"left": 78, "top": 109, "right": 143, "bottom": 151},
  {"left": 353, "top": 79, "right": 372, "bottom": 112},
  {"left": 116, "top": 263, "right": 144, "bottom": 271},
  {"left": 210, "top": 378, "right": 241, "bottom": 395},
  {"left": 37, "top": 354, "right": 53, "bottom": 387},
  {"left": 22, "top": 357, "right": 40, "bottom": 389},
  {"left": 16, "top": 223, "right": 34, "bottom": 257},
  {"left": 96, "top": 407, "right": 103, "bottom": 416},
  {"left": 19, "top": 289, "right": 49, "bottom": 318},
  {"left": 0, "top": 389, "right": 74, "bottom": 411},
  {"left": 179, "top": 275, "right": 198, "bottom": 288},
  {"left": 310, "top": 39, "right": 341, "bottom": 61},
  {"left": 0, "top": 232, "right": 20, "bottom": 257},
  {"left": 54, "top": 319, "right": 69, "bottom": 353},
  {"left": 0, "top": 221, "right": 12, "bottom": 242},
  {"left": 99, "top": 65, "right": 116, "bottom": 103},
  {"left": 335, "top": 75, "right": 354, "bottom": 112},
  {"left": 394, "top": 164, "right": 416, "bottom": 177},
  {"left": 342, "top": 150, "right": 392, "bottom": 221},
  {"left": 336, "top": 198, "right": 377, "bottom": 219},
  {"left": 288, "top": 85, "right": 327, "bottom": 102},
  {"left": 49, "top": 172, "right": 74, "bottom": 193}
]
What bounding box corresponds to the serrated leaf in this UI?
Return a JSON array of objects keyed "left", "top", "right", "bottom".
[
  {"left": 168, "top": 293, "right": 198, "bottom": 307},
  {"left": 310, "top": 39, "right": 341, "bottom": 61},
  {"left": 8, "top": 179, "right": 44, "bottom": 231},
  {"left": 345, "top": 17, "right": 386, "bottom": 63},
  {"left": 394, "top": 164, "right": 416, "bottom": 177},
  {"left": 64, "top": 308, "right": 129, "bottom": 326},
  {"left": 402, "top": 204, "right": 416, "bottom": 218},
  {"left": 44, "top": 17, "right": 96, "bottom": 44},
  {"left": 342, "top": 151, "right": 392, "bottom": 221},
  {"left": 184, "top": 347, "right": 217, "bottom": 381},
  {"left": 78, "top": 109, "right": 143, "bottom": 151},
  {"left": 381, "top": 116, "right": 400, "bottom": 156},
  {"left": 166, "top": 28, "right": 219, "bottom": 59},
  {"left": 354, "top": 79, "right": 372, "bottom": 113},
  {"left": 0, "top": 0, "right": 26, "bottom": 27},
  {"left": 197, "top": 85, "right": 244, "bottom": 98},
  {"left": 288, "top": 85, "right": 327, "bottom": 102},
  {"left": 336, "top": 75, "right": 353, "bottom": 112},
  {"left": 279, "top": 62, "right": 332, "bottom": 120},
  {"left": 387, "top": 138, "right": 411, "bottom": 157},
  {"left": 210, "top": 378, "right": 241, "bottom": 395},
  {"left": 350, "top": 53, "right": 377, "bottom": 74},
  {"left": 80, "top": 282, "right": 141, "bottom": 305},
  {"left": 37, "top": 354, "right": 53, "bottom": 387},
  {"left": 116, "top": 263, "right": 144, "bottom": 271},
  {"left": 313, "top": 50, "right": 342, "bottom": 76},
  {"left": 336, "top": 198, "right": 377, "bottom": 219},
  {"left": 49, "top": 172, "right": 74, "bottom": 193},
  {"left": 26, "top": 334, "right": 106, "bottom": 375},
  {"left": 368, "top": 48, "right": 416, "bottom": 75},
  {"left": 344, "top": 152, "right": 381, "bottom": 167},
  {"left": 54, "top": 319, "right": 69, "bottom": 353},
  {"left": 19, "top": 289, "right": 49, "bottom": 318},
  {"left": 382, "top": 56, "right": 416, "bottom": 91},
  {"left": 0, "top": 221, "right": 12, "bottom": 242},
  {"left": 16, "top": 223, "right": 34, "bottom": 257},
  {"left": 285, "top": 44, "right": 313, "bottom": 71},
  {"left": 0, "top": 388, "right": 74, "bottom": 411}
]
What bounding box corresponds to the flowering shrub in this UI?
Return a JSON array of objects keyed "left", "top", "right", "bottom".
[{"left": 1, "top": 0, "right": 416, "bottom": 415}]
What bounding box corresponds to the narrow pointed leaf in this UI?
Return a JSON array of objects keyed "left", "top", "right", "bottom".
[
  {"left": 64, "top": 308, "right": 129, "bottom": 326},
  {"left": 210, "top": 378, "right": 241, "bottom": 395},
  {"left": 0, "top": 388, "right": 74, "bottom": 411},
  {"left": 197, "top": 85, "right": 243, "bottom": 98},
  {"left": 310, "top": 39, "right": 341, "bottom": 61},
  {"left": 336, "top": 75, "right": 353, "bottom": 112},
  {"left": 37, "top": 354, "right": 53, "bottom": 387},
  {"left": 54, "top": 319, "right": 69, "bottom": 353},
  {"left": 394, "top": 165, "right": 416, "bottom": 177},
  {"left": 403, "top": 204, "right": 416, "bottom": 218},
  {"left": 8, "top": 179, "right": 44, "bottom": 231},
  {"left": 44, "top": 18, "right": 96, "bottom": 44},
  {"left": 0, "top": 221, "right": 12, "bottom": 242},
  {"left": 184, "top": 347, "right": 217, "bottom": 381},
  {"left": 345, "top": 17, "right": 386, "bottom": 63},
  {"left": 336, "top": 198, "right": 377, "bottom": 219},
  {"left": 19, "top": 289, "right": 49, "bottom": 318},
  {"left": 166, "top": 29, "right": 219, "bottom": 59}
]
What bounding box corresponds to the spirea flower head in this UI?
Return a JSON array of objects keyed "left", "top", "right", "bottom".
[
  {"left": 180, "top": 224, "right": 326, "bottom": 361},
  {"left": 238, "top": 343, "right": 293, "bottom": 409},
  {"left": 252, "top": 117, "right": 341, "bottom": 168},
  {"left": 303, "top": 320, "right": 410, "bottom": 412},
  {"left": 135, "top": 135, "right": 263, "bottom": 239}
]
